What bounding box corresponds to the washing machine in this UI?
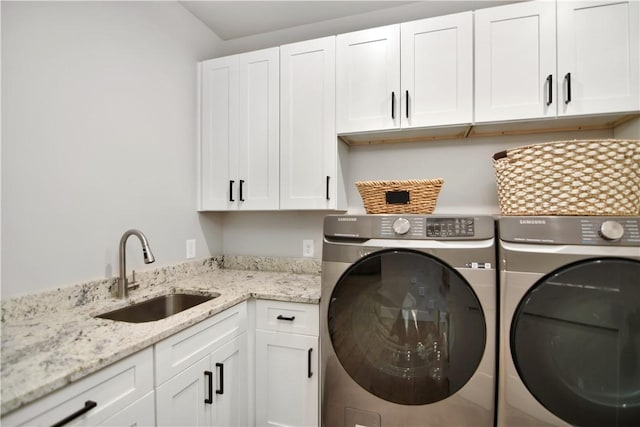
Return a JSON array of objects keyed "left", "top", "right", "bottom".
[
  {"left": 497, "top": 216, "right": 640, "bottom": 427},
  {"left": 321, "top": 214, "right": 496, "bottom": 427}
]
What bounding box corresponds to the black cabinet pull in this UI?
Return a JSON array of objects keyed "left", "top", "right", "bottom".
[
  {"left": 405, "top": 90, "right": 409, "bottom": 118},
  {"left": 216, "top": 363, "right": 224, "bottom": 395},
  {"left": 239, "top": 180, "right": 245, "bottom": 201},
  {"left": 564, "top": 72, "right": 572, "bottom": 104},
  {"left": 229, "top": 180, "right": 235, "bottom": 202},
  {"left": 204, "top": 371, "right": 213, "bottom": 404},
  {"left": 391, "top": 92, "right": 395, "bottom": 119},
  {"left": 308, "top": 348, "right": 313, "bottom": 378},
  {"left": 51, "top": 400, "right": 97, "bottom": 427},
  {"left": 277, "top": 314, "right": 295, "bottom": 321},
  {"left": 326, "top": 176, "right": 330, "bottom": 200},
  {"left": 546, "top": 74, "right": 553, "bottom": 106}
]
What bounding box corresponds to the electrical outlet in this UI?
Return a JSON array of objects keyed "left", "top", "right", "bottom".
[
  {"left": 302, "top": 240, "right": 314, "bottom": 258},
  {"left": 186, "top": 239, "right": 196, "bottom": 259}
]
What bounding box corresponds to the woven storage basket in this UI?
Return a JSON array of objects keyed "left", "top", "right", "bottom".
[
  {"left": 355, "top": 179, "right": 444, "bottom": 214},
  {"left": 493, "top": 139, "right": 640, "bottom": 216}
]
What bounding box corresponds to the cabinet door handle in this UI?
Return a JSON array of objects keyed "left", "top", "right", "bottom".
[
  {"left": 405, "top": 90, "right": 409, "bottom": 118},
  {"left": 204, "top": 371, "right": 213, "bottom": 404},
  {"left": 239, "top": 180, "right": 245, "bottom": 202},
  {"left": 564, "top": 72, "right": 572, "bottom": 104},
  {"left": 391, "top": 92, "right": 395, "bottom": 119},
  {"left": 216, "top": 363, "right": 224, "bottom": 395},
  {"left": 326, "top": 176, "right": 330, "bottom": 200},
  {"left": 50, "top": 400, "right": 97, "bottom": 427},
  {"left": 229, "top": 180, "right": 235, "bottom": 202},
  {"left": 546, "top": 74, "right": 553, "bottom": 106},
  {"left": 277, "top": 314, "right": 295, "bottom": 321},
  {"left": 308, "top": 348, "right": 313, "bottom": 378}
]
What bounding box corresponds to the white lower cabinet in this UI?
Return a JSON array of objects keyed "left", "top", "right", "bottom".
[
  {"left": 254, "top": 300, "right": 319, "bottom": 427},
  {"left": 156, "top": 335, "right": 247, "bottom": 427},
  {"left": 1, "top": 348, "right": 154, "bottom": 427},
  {"left": 3, "top": 300, "right": 320, "bottom": 427},
  {"left": 155, "top": 303, "right": 248, "bottom": 427}
]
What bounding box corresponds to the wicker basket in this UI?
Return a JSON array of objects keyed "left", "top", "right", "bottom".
[
  {"left": 355, "top": 179, "right": 444, "bottom": 214},
  {"left": 493, "top": 139, "right": 640, "bottom": 216}
]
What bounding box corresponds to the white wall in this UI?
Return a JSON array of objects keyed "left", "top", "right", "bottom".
[
  {"left": 614, "top": 116, "right": 640, "bottom": 139},
  {"left": 1, "top": 1, "right": 223, "bottom": 298}
]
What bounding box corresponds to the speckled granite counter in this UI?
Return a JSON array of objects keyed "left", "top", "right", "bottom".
[{"left": 0, "top": 257, "right": 321, "bottom": 415}]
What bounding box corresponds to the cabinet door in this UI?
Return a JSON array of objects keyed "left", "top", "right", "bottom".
[
  {"left": 210, "top": 334, "right": 248, "bottom": 427},
  {"left": 475, "top": 1, "right": 556, "bottom": 122},
  {"left": 336, "top": 25, "right": 400, "bottom": 133},
  {"left": 557, "top": 0, "right": 640, "bottom": 116},
  {"left": 280, "top": 36, "right": 341, "bottom": 210},
  {"left": 198, "top": 56, "right": 239, "bottom": 211},
  {"left": 99, "top": 390, "right": 155, "bottom": 426},
  {"left": 156, "top": 356, "right": 212, "bottom": 427},
  {"left": 255, "top": 330, "right": 319, "bottom": 427},
  {"left": 237, "top": 47, "right": 280, "bottom": 210},
  {"left": 401, "top": 12, "right": 473, "bottom": 128}
]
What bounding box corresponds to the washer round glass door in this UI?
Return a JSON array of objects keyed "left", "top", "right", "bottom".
[
  {"left": 328, "top": 249, "right": 486, "bottom": 405},
  {"left": 512, "top": 258, "right": 640, "bottom": 427}
]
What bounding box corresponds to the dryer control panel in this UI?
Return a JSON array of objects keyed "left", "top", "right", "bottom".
[{"left": 499, "top": 216, "right": 640, "bottom": 246}]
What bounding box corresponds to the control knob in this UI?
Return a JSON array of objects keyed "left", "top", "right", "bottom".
[
  {"left": 599, "top": 220, "right": 624, "bottom": 241},
  {"left": 392, "top": 218, "right": 411, "bottom": 235}
]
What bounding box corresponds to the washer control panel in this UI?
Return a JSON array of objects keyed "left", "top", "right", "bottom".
[
  {"left": 380, "top": 216, "right": 425, "bottom": 238},
  {"left": 581, "top": 218, "right": 639, "bottom": 244},
  {"left": 324, "top": 215, "right": 495, "bottom": 241},
  {"left": 426, "top": 217, "right": 475, "bottom": 238},
  {"left": 378, "top": 216, "right": 481, "bottom": 239}
]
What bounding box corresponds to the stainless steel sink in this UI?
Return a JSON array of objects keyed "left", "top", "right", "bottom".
[{"left": 96, "top": 292, "right": 220, "bottom": 323}]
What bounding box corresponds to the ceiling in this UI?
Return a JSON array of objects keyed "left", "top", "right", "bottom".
[{"left": 179, "top": 1, "right": 477, "bottom": 41}]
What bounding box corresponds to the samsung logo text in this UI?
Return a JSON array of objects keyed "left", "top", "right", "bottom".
[{"left": 519, "top": 219, "right": 546, "bottom": 225}]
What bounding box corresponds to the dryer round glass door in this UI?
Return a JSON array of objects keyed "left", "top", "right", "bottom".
[
  {"left": 328, "top": 248, "right": 486, "bottom": 405},
  {"left": 511, "top": 258, "right": 640, "bottom": 427}
]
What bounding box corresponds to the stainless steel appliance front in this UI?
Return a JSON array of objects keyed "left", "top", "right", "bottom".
[
  {"left": 321, "top": 215, "right": 497, "bottom": 427},
  {"left": 497, "top": 216, "right": 640, "bottom": 427}
]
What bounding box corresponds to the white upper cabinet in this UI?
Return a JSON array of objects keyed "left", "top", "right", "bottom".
[
  {"left": 336, "top": 25, "right": 400, "bottom": 133},
  {"left": 475, "top": 1, "right": 557, "bottom": 122},
  {"left": 280, "top": 36, "right": 346, "bottom": 210},
  {"left": 237, "top": 48, "right": 280, "bottom": 210},
  {"left": 336, "top": 14, "right": 474, "bottom": 134},
  {"left": 475, "top": 0, "right": 639, "bottom": 123},
  {"left": 198, "top": 55, "right": 239, "bottom": 211},
  {"left": 198, "top": 48, "right": 279, "bottom": 211},
  {"left": 557, "top": 0, "right": 640, "bottom": 116},
  {"left": 401, "top": 12, "right": 473, "bottom": 128}
]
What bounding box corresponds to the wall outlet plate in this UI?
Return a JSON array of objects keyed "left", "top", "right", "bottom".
[{"left": 302, "top": 239, "right": 314, "bottom": 258}]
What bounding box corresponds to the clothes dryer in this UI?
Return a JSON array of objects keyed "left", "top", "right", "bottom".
[
  {"left": 321, "top": 215, "right": 496, "bottom": 427},
  {"left": 497, "top": 216, "right": 640, "bottom": 427}
]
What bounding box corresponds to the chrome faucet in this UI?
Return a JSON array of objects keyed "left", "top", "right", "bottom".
[{"left": 118, "top": 229, "right": 155, "bottom": 299}]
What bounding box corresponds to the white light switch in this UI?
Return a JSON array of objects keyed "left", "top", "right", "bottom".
[{"left": 186, "top": 239, "right": 196, "bottom": 259}]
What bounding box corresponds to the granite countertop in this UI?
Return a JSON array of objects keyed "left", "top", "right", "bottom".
[{"left": 0, "top": 262, "right": 320, "bottom": 415}]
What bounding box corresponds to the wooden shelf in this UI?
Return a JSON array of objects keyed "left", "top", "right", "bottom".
[{"left": 338, "top": 113, "right": 639, "bottom": 146}]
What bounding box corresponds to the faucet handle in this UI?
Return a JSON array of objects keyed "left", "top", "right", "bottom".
[{"left": 128, "top": 270, "right": 140, "bottom": 291}]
